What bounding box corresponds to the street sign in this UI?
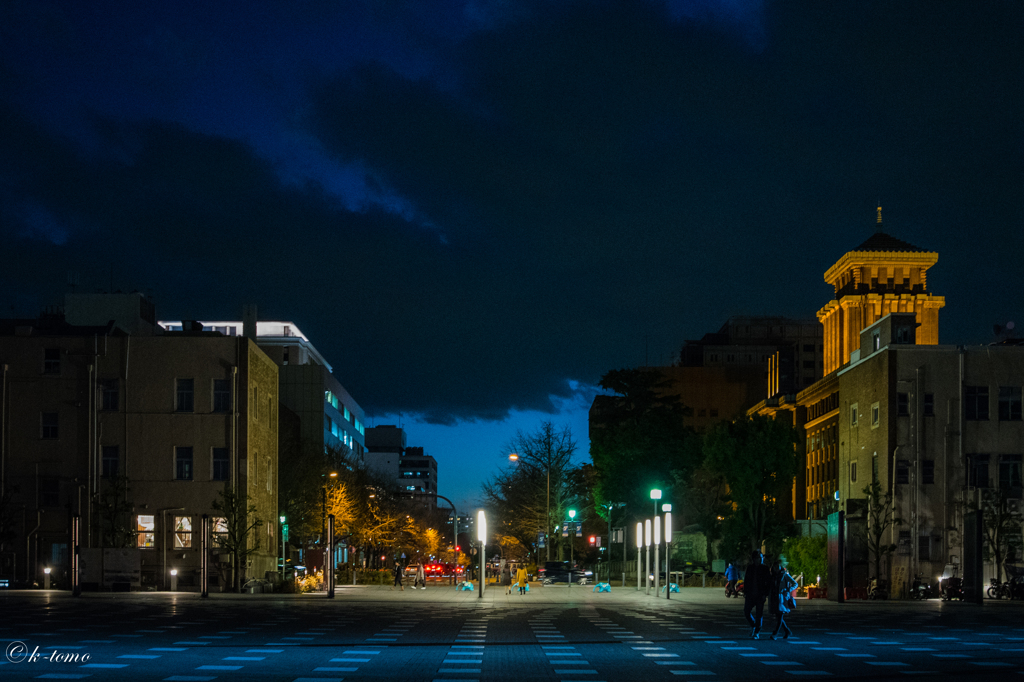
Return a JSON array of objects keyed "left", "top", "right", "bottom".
[
  {"left": 575, "top": 522, "right": 582, "bottom": 537},
  {"left": 538, "top": 531, "right": 546, "bottom": 548},
  {"left": 562, "top": 523, "right": 570, "bottom": 537},
  {"left": 612, "top": 527, "right": 624, "bottom": 543}
]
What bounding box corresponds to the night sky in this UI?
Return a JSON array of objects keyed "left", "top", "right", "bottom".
[{"left": 2, "top": 1, "right": 1022, "bottom": 509}]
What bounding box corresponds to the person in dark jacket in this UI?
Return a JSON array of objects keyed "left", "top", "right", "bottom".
[
  {"left": 744, "top": 550, "right": 772, "bottom": 639},
  {"left": 770, "top": 560, "right": 799, "bottom": 639},
  {"left": 391, "top": 561, "right": 404, "bottom": 591}
]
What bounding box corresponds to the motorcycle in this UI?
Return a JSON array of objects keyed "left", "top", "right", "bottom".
[
  {"left": 940, "top": 576, "right": 965, "bottom": 601},
  {"left": 911, "top": 574, "right": 936, "bottom": 600},
  {"left": 867, "top": 577, "right": 889, "bottom": 600},
  {"left": 725, "top": 579, "right": 744, "bottom": 598}
]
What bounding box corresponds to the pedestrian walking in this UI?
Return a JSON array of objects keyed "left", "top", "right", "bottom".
[
  {"left": 504, "top": 562, "right": 513, "bottom": 594},
  {"left": 724, "top": 560, "right": 738, "bottom": 597},
  {"left": 391, "top": 561, "right": 404, "bottom": 591},
  {"left": 516, "top": 564, "right": 529, "bottom": 595},
  {"left": 743, "top": 550, "right": 772, "bottom": 639},
  {"left": 770, "top": 561, "right": 798, "bottom": 640},
  {"left": 414, "top": 562, "right": 426, "bottom": 589}
]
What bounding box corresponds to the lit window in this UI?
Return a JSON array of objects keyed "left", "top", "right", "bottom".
[
  {"left": 213, "top": 517, "right": 228, "bottom": 547},
  {"left": 174, "top": 516, "right": 192, "bottom": 548},
  {"left": 137, "top": 515, "right": 155, "bottom": 548}
]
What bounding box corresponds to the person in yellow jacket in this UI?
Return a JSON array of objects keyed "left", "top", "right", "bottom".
[{"left": 516, "top": 565, "right": 529, "bottom": 595}]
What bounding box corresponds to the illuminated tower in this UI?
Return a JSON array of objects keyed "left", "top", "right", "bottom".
[{"left": 817, "top": 207, "right": 944, "bottom": 374}]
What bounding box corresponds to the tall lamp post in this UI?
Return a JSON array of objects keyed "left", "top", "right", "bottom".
[
  {"left": 654, "top": 515, "right": 661, "bottom": 597},
  {"left": 477, "top": 510, "right": 487, "bottom": 599},
  {"left": 664, "top": 507, "right": 673, "bottom": 600},
  {"left": 644, "top": 519, "right": 652, "bottom": 596},
  {"left": 650, "top": 488, "right": 662, "bottom": 520},
  {"left": 568, "top": 509, "right": 576, "bottom": 587},
  {"left": 636, "top": 522, "right": 642, "bottom": 591}
]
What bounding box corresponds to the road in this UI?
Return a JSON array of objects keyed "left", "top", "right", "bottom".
[{"left": 1, "top": 583, "right": 1022, "bottom": 680}]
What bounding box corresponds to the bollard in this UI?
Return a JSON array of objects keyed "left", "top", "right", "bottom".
[{"left": 170, "top": 569, "right": 178, "bottom": 592}]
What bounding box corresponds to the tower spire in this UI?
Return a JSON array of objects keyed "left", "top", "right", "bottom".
[{"left": 876, "top": 204, "right": 883, "bottom": 232}]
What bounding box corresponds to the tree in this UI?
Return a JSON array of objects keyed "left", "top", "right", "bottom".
[
  {"left": 590, "top": 368, "right": 702, "bottom": 525},
  {"left": 703, "top": 414, "right": 799, "bottom": 553},
  {"left": 864, "top": 481, "right": 900, "bottom": 581},
  {"left": 212, "top": 486, "right": 264, "bottom": 592},
  {"left": 783, "top": 534, "right": 827, "bottom": 584},
  {"left": 976, "top": 489, "right": 1023, "bottom": 583},
  {"left": 497, "top": 422, "right": 578, "bottom": 561},
  {"left": 96, "top": 475, "right": 136, "bottom": 548},
  {"left": 676, "top": 465, "right": 731, "bottom": 564}
]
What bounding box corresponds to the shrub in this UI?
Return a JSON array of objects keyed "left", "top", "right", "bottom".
[{"left": 782, "top": 535, "right": 827, "bottom": 585}]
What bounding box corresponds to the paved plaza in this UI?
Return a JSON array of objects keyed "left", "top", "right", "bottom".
[{"left": 2, "top": 584, "right": 1023, "bottom": 681}]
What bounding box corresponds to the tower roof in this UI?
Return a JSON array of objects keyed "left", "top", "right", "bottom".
[{"left": 852, "top": 231, "right": 928, "bottom": 254}]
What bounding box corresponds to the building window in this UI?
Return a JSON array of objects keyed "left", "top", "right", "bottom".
[
  {"left": 1000, "top": 455, "right": 1023, "bottom": 492},
  {"left": 871, "top": 402, "right": 880, "bottom": 428},
  {"left": 803, "top": 360, "right": 815, "bottom": 369},
  {"left": 965, "top": 386, "right": 989, "bottom": 421},
  {"left": 924, "top": 394, "right": 934, "bottom": 416},
  {"left": 43, "top": 348, "right": 61, "bottom": 374},
  {"left": 40, "top": 412, "right": 59, "bottom": 439},
  {"left": 897, "top": 393, "right": 909, "bottom": 416},
  {"left": 851, "top": 404, "right": 858, "bottom": 427},
  {"left": 851, "top": 462, "right": 858, "bottom": 484},
  {"left": 102, "top": 445, "right": 119, "bottom": 478},
  {"left": 709, "top": 408, "right": 719, "bottom": 418},
  {"left": 176, "top": 378, "right": 194, "bottom": 413},
  {"left": 174, "top": 516, "right": 192, "bottom": 548},
  {"left": 266, "top": 456, "right": 272, "bottom": 493},
  {"left": 698, "top": 409, "right": 706, "bottom": 418},
  {"left": 213, "top": 379, "right": 231, "bottom": 413},
  {"left": 999, "top": 387, "right": 1022, "bottom": 421},
  {"left": 918, "top": 535, "right": 931, "bottom": 562},
  {"left": 40, "top": 477, "right": 60, "bottom": 506},
  {"left": 922, "top": 460, "right": 934, "bottom": 485},
  {"left": 100, "top": 379, "right": 119, "bottom": 411},
  {"left": 212, "top": 448, "right": 230, "bottom": 481},
  {"left": 175, "top": 446, "right": 194, "bottom": 481},
  {"left": 137, "top": 515, "right": 155, "bottom": 548},
  {"left": 967, "top": 454, "right": 990, "bottom": 488},
  {"left": 872, "top": 332, "right": 880, "bottom": 351},
  {"left": 896, "top": 460, "right": 909, "bottom": 485},
  {"left": 253, "top": 386, "right": 258, "bottom": 420},
  {"left": 213, "top": 517, "right": 228, "bottom": 547}
]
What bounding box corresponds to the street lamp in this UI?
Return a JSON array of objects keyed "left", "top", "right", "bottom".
[
  {"left": 654, "top": 515, "right": 661, "bottom": 597},
  {"left": 650, "top": 489, "right": 662, "bottom": 518},
  {"left": 630, "top": 520, "right": 638, "bottom": 589},
  {"left": 664, "top": 508, "right": 673, "bottom": 600},
  {"left": 477, "top": 510, "right": 487, "bottom": 599},
  {"left": 568, "top": 509, "right": 576, "bottom": 586},
  {"left": 644, "top": 519, "right": 652, "bottom": 596}
]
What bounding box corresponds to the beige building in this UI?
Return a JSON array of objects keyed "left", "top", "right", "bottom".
[
  {"left": 838, "top": 313, "right": 1024, "bottom": 590},
  {"left": 0, "top": 294, "right": 278, "bottom": 590}
]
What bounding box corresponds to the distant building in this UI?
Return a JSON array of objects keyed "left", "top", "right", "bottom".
[
  {"left": 0, "top": 294, "right": 279, "bottom": 591},
  {"left": 158, "top": 315, "right": 365, "bottom": 460},
  {"left": 364, "top": 426, "right": 438, "bottom": 509}
]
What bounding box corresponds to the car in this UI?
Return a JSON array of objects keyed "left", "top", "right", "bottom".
[{"left": 538, "top": 561, "right": 592, "bottom": 585}]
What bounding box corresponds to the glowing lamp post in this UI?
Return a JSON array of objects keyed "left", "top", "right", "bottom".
[
  {"left": 663, "top": 506, "right": 673, "bottom": 600},
  {"left": 568, "top": 509, "right": 576, "bottom": 587},
  {"left": 170, "top": 568, "right": 178, "bottom": 592},
  {"left": 636, "top": 522, "right": 643, "bottom": 591},
  {"left": 43, "top": 567, "right": 51, "bottom": 590},
  {"left": 650, "top": 488, "right": 662, "bottom": 518},
  {"left": 644, "top": 519, "right": 652, "bottom": 596},
  {"left": 477, "top": 510, "right": 487, "bottom": 599},
  {"left": 654, "top": 516, "right": 661, "bottom": 596}
]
